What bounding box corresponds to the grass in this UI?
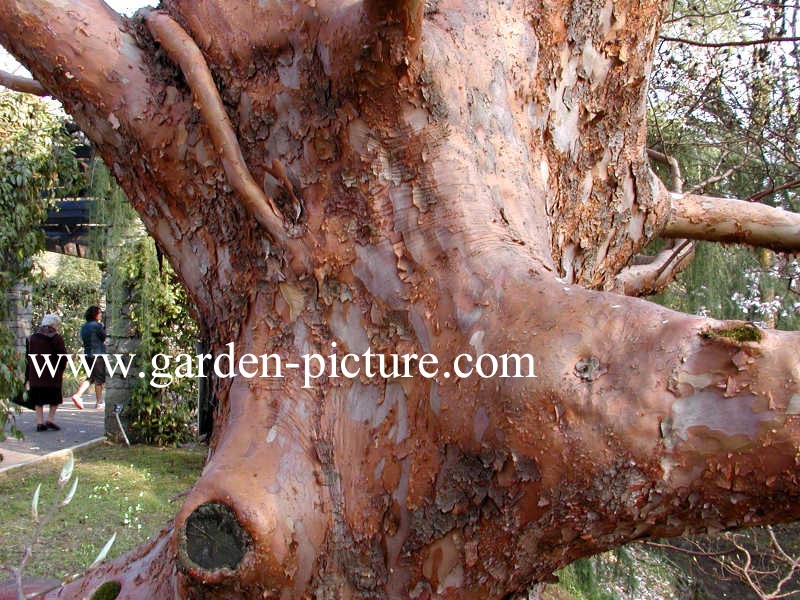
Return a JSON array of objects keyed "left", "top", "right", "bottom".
[{"left": 0, "top": 441, "right": 205, "bottom": 582}]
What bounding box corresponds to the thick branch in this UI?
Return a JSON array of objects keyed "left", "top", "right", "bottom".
[
  {"left": 143, "top": 11, "right": 290, "bottom": 248},
  {"left": 664, "top": 193, "right": 800, "bottom": 251},
  {"left": 0, "top": 68, "right": 46, "bottom": 95}
]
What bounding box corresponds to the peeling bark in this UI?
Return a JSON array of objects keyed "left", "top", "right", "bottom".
[
  {"left": 143, "top": 10, "right": 292, "bottom": 249},
  {"left": 2, "top": 1, "right": 800, "bottom": 599}
]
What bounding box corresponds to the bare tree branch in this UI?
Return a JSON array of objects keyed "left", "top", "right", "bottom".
[
  {"left": 746, "top": 175, "right": 800, "bottom": 203},
  {"left": 144, "top": 10, "right": 291, "bottom": 248},
  {"left": 612, "top": 239, "right": 695, "bottom": 296},
  {"left": 686, "top": 162, "right": 743, "bottom": 195},
  {"left": 620, "top": 153, "right": 693, "bottom": 295},
  {"left": 660, "top": 35, "right": 800, "bottom": 48},
  {"left": 663, "top": 193, "right": 800, "bottom": 251},
  {"left": 639, "top": 539, "right": 736, "bottom": 558},
  {"left": 648, "top": 148, "right": 684, "bottom": 193},
  {"left": 0, "top": 68, "right": 46, "bottom": 95}
]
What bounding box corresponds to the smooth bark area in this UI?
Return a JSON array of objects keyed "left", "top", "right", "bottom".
[
  {"left": 0, "top": 68, "right": 46, "bottom": 96},
  {"left": 2, "top": 1, "right": 800, "bottom": 598},
  {"left": 664, "top": 193, "right": 800, "bottom": 252}
]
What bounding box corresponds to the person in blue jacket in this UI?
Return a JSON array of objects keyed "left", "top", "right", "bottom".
[{"left": 70, "top": 305, "right": 107, "bottom": 410}]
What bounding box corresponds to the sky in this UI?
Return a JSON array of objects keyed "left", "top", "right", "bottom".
[{"left": 106, "top": 0, "right": 151, "bottom": 15}]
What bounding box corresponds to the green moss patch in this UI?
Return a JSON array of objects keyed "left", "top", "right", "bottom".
[{"left": 702, "top": 324, "right": 762, "bottom": 343}]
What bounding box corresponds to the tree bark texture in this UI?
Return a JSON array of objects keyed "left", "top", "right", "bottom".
[{"left": 2, "top": 1, "right": 800, "bottom": 599}]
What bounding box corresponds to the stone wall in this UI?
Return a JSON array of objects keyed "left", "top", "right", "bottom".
[
  {"left": 103, "top": 272, "right": 139, "bottom": 443},
  {"left": 3, "top": 282, "right": 32, "bottom": 360}
]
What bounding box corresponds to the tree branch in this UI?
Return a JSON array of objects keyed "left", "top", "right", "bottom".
[
  {"left": 663, "top": 193, "right": 800, "bottom": 251},
  {"left": 612, "top": 239, "right": 695, "bottom": 296},
  {"left": 639, "top": 539, "right": 736, "bottom": 558},
  {"left": 143, "top": 10, "right": 291, "bottom": 249},
  {"left": 686, "top": 162, "right": 743, "bottom": 195},
  {"left": 746, "top": 175, "right": 800, "bottom": 204},
  {"left": 0, "top": 68, "right": 46, "bottom": 95},
  {"left": 660, "top": 35, "right": 800, "bottom": 48},
  {"left": 647, "top": 148, "right": 684, "bottom": 193}
]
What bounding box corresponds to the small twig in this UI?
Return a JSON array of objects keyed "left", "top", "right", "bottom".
[
  {"left": 144, "top": 10, "right": 291, "bottom": 248},
  {"left": 14, "top": 455, "right": 74, "bottom": 600},
  {"left": 0, "top": 69, "right": 47, "bottom": 96},
  {"left": 654, "top": 239, "right": 694, "bottom": 282},
  {"left": 686, "top": 162, "right": 743, "bottom": 194},
  {"left": 745, "top": 175, "right": 800, "bottom": 204},
  {"left": 169, "top": 489, "right": 190, "bottom": 503},
  {"left": 640, "top": 539, "right": 736, "bottom": 558},
  {"left": 660, "top": 35, "right": 800, "bottom": 48}
]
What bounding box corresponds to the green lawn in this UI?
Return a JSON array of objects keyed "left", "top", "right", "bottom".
[{"left": 0, "top": 442, "right": 205, "bottom": 581}]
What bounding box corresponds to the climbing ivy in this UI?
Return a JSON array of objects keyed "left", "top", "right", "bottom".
[
  {"left": 0, "top": 92, "right": 82, "bottom": 441},
  {"left": 89, "top": 161, "right": 198, "bottom": 446}
]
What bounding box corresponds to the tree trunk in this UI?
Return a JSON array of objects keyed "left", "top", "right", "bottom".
[{"left": 2, "top": 1, "right": 800, "bottom": 598}]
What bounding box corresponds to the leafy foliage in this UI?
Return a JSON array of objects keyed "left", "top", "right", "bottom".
[
  {"left": 31, "top": 254, "right": 102, "bottom": 391},
  {"left": 89, "top": 161, "right": 198, "bottom": 446},
  {"left": 0, "top": 92, "right": 82, "bottom": 441}
]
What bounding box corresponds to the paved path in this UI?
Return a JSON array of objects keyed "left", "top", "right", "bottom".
[{"left": 0, "top": 393, "right": 106, "bottom": 473}]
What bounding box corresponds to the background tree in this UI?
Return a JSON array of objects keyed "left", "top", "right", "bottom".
[
  {"left": 649, "top": 0, "right": 800, "bottom": 330},
  {"left": 2, "top": 1, "right": 800, "bottom": 599},
  {"left": 553, "top": 1, "right": 800, "bottom": 597}
]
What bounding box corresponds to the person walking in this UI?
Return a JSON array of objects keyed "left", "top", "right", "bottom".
[
  {"left": 70, "top": 305, "right": 107, "bottom": 410},
  {"left": 26, "top": 313, "right": 67, "bottom": 432}
]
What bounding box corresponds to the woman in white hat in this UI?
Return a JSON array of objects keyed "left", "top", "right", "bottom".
[{"left": 25, "top": 313, "right": 68, "bottom": 432}]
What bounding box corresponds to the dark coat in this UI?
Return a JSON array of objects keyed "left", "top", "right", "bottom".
[{"left": 25, "top": 327, "right": 68, "bottom": 389}]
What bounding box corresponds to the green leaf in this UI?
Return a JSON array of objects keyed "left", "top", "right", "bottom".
[
  {"left": 58, "top": 452, "right": 75, "bottom": 487},
  {"left": 60, "top": 476, "right": 79, "bottom": 507},
  {"left": 90, "top": 532, "right": 117, "bottom": 568},
  {"left": 31, "top": 483, "right": 41, "bottom": 522}
]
